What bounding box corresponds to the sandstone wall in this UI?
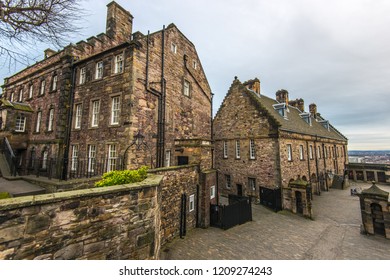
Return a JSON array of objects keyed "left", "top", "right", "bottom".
[
  {"left": 0, "top": 175, "right": 163, "bottom": 260},
  {"left": 150, "top": 165, "right": 199, "bottom": 245}
]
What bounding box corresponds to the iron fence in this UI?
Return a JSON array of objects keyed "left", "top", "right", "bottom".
[{"left": 18, "top": 156, "right": 125, "bottom": 180}]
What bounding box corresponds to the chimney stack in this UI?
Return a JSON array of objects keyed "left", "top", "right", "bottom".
[
  {"left": 243, "top": 78, "right": 261, "bottom": 95},
  {"left": 106, "top": 1, "right": 133, "bottom": 42},
  {"left": 276, "top": 89, "right": 289, "bottom": 104},
  {"left": 289, "top": 98, "right": 305, "bottom": 112},
  {"left": 309, "top": 103, "right": 317, "bottom": 118}
]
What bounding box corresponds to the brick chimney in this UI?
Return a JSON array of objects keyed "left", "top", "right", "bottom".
[
  {"left": 309, "top": 103, "right": 317, "bottom": 118},
  {"left": 243, "top": 78, "right": 260, "bottom": 95},
  {"left": 106, "top": 1, "right": 133, "bottom": 42},
  {"left": 289, "top": 98, "right": 304, "bottom": 112},
  {"left": 276, "top": 89, "right": 289, "bottom": 104}
]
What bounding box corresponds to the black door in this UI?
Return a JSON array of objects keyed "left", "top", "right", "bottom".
[
  {"left": 296, "top": 191, "right": 303, "bottom": 214},
  {"left": 237, "top": 184, "right": 243, "bottom": 197},
  {"left": 371, "top": 203, "right": 385, "bottom": 236}
]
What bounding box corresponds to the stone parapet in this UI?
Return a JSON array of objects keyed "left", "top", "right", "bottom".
[{"left": 0, "top": 174, "right": 163, "bottom": 260}]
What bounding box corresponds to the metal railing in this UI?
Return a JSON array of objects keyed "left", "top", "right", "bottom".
[{"left": 19, "top": 156, "right": 124, "bottom": 180}]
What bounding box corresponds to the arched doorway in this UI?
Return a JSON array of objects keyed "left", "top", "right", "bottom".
[
  {"left": 295, "top": 191, "right": 303, "bottom": 214},
  {"left": 371, "top": 203, "right": 385, "bottom": 236}
]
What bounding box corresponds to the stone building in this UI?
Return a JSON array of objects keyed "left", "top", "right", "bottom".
[
  {"left": 0, "top": 1, "right": 213, "bottom": 179},
  {"left": 213, "top": 77, "right": 348, "bottom": 213}
]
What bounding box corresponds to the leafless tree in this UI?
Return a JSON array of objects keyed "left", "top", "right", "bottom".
[{"left": 0, "top": 0, "right": 83, "bottom": 67}]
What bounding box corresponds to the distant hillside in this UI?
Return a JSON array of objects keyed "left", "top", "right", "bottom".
[{"left": 349, "top": 150, "right": 390, "bottom": 156}]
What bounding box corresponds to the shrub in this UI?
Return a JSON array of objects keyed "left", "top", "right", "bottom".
[
  {"left": 95, "top": 166, "right": 148, "bottom": 188},
  {"left": 0, "top": 192, "right": 11, "bottom": 199}
]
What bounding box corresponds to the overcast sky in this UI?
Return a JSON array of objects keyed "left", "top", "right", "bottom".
[{"left": 1, "top": 0, "right": 389, "bottom": 150}]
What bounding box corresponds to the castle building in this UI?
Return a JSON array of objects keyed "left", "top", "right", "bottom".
[
  {"left": 0, "top": 1, "right": 213, "bottom": 179},
  {"left": 213, "top": 77, "right": 348, "bottom": 213}
]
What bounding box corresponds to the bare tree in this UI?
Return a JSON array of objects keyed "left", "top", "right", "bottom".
[{"left": 0, "top": 0, "right": 83, "bottom": 67}]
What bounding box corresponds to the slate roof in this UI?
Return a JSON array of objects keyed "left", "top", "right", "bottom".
[
  {"left": 361, "top": 183, "right": 389, "bottom": 199},
  {"left": 244, "top": 87, "right": 348, "bottom": 142},
  {"left": 0, "top": 99, "right": 34, "bottom": 112}
]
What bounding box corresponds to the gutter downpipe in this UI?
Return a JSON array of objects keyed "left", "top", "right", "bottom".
[{"left": 62, "top": 56, "right": 77, "bottom": 180}]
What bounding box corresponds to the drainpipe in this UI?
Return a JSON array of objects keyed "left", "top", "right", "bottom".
[
  {"left": 62, "top": 56, "right": 77, "bottom": 180},
  {"left": 306, "top": 141, "right": 312, "bottom": 199},
  {"left": 313, "top": 136, "right": 320, "bottom": 195},
  {"left": 322, "top": 143, "right": 328, "bottom": 191},
  {"left": 144, "top": 27, "right": 166, "bottom": 168}
]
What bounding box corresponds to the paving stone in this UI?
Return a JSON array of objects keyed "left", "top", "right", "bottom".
[{"left": 160, "top": 182, "right": 390, "bottom": 260}]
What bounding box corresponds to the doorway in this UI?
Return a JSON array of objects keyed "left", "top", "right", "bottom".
[
  {"left": 295, "top": 191, "right": 303, "bottom": 214},
  {"left": 237, "top": 184, "right": 243, "bottom": 197}
]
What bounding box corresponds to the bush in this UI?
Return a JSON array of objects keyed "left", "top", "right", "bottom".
[
  {"left": 0, "top": 192, "right": 11, "bottom": 199},
  {"left": 95, "top": 166, "right": 148, "bottom": 188}
]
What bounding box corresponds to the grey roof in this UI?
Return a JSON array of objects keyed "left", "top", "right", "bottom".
[
  {"left": 245, "top": 88, "right": 348, "bottom": 142},
  {"left": 361, "top": 183, "right": 389, "bottom": 199},
  {"left": 0, "top": 99, "right": 34, "bottom": 112}
]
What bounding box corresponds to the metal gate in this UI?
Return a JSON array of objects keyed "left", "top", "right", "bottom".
[
  {"left": 210, "top": 195, "right": 252, "bottom": 230},
  {"left": 259, "top": 187, "right": 282, "bottom": 212}
]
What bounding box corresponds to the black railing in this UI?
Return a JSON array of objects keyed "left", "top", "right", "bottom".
[
  {"left": 2, "top": 137, "right": 17, "bottom": 176},
  {"left": 18, "top": 156, "right": 125, "bottom": 180}
]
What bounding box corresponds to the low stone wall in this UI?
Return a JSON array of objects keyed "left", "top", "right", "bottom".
[
  {"left": 0, "top": 174, "right": 163, "bottom": 260},
  {"left": 150, "top": 165, "right": 199, "bottom": 245}
]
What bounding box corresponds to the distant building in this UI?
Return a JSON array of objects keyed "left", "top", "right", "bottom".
[{"left": 213, "top": 77, "right": 348, "bottom": 212}]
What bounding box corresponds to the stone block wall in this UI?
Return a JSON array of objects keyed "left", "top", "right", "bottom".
[
  {"left": 150, "top": 165, "right": 200, "bottom": 245},
  {"left": 0, "top": 174, "right": 163, "bottom": 260}
]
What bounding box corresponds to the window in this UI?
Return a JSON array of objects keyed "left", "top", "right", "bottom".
[
  {"left": 171, "top": 43, "right": 177, "bottom": 53},
  {"left": 183, "top": 80, "right": 190, "bottom": 97},
  {"left": 193, "top": 60, "right": 197, "bottom": 69},
  {"left": 249, "top": 139, "right": 256, "bottom": 159},
  {"left": 51, "top": 75, "right": 57, "bottom": 91},
  {"left": 10, "top": 92, "right": 14, "bottom": 102},
  {"left": 273, "top": 103, "right": 287, "bottom": 119},
  {"left": 189, "top": 194, "right": 195, "bottom": 212},
  {"left": 107, "top": 144, "right": 117, "bottom": 172},
  {"left": 75, "top": 104, "right": 82, "bottom": 129},
  {"left": 88, "top": 144, "right": 96, "bottom": 173},
  {"left": 48, "top": 108, "right": 54, "bottom": 131},
  {"left": 248, "top": 178, "right": 256, "bottom": 191},
  {"left": 40, "top": 80, "right": 46, "bottom": 95},
  {"left": 287, "top": 144, "right": 292, "bottom": 161},
  {"left": 324, "top": 146, "right": 328, "bottom": 158},
  {"left": 317, "top": 146, "right": 321, "bottom": 159},
  {"left": 35, "top": 111, "right": 42, "bottom": 132},
  {"left": 114, "top": 54, "right": 124, "bottom": 73},
  {"left": 235, "top": 140, "right": 240, "bottom": 159},
  {"left": 225, "top": 174, "right": 231, "bottom": 189},
  {"left": 18, "top": 88, "right": 23, "bottom": 102},
  {"left": 165, "top": 150, "right": 171, "bottom": 167},
  {"left": 223, "top": 141, "right": 228, "bottom": 158},
  {"left": 28, "top": 84, "right": 33, "bottom": 99},
  {"left": 15, "top": 116, "right": 26, "bottom": 132},
  {"left": 71, "top": 145, "right": 79, "bottom": 171},
  {"left": 41, "top": 150, "right": 48, "bottom": 169},
  {"left": 309, "top": 145, "right": 313, "bottom": 160},
  {"left": 210, "top": 185, "right": 216, "bottom": 199},
  {"left": 110, "top": 96, "right": 120, "bottom": 125},
  {"left": 299, "top": 145, "right": 304, "bottom": 160},
  {"left": 91, "top": 100, "right": 100, "bottom": 127},
  {"left": 96, "top": 61, "right": 103, "bottom": 79},
  {"left": 300, "top": 112, "right": 312, "bottom": 125},
  {"left": 80, "top": 67, "right": 86, "bottom": 84}
]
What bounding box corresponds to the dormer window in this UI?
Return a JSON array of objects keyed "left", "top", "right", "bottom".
[
  {"left": 319, "top": 120, "right": 330, "bottom": 131},
  {"left": 300, "top": 112, "right": 312, "bottom": 126},
  {"left": 273, "top": 103, "right": 288, "bottom": 119}
]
